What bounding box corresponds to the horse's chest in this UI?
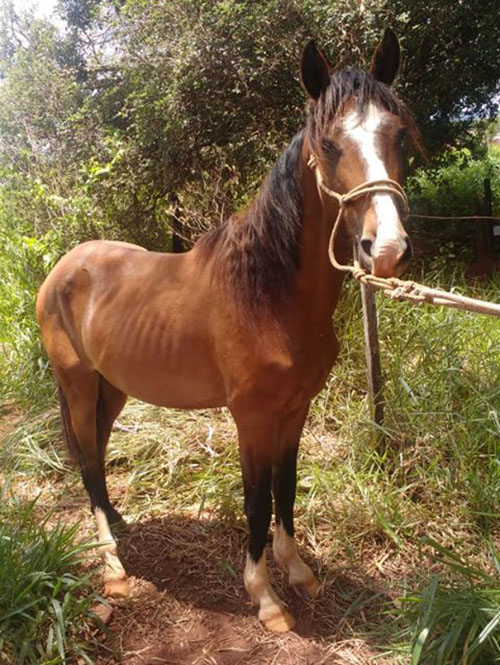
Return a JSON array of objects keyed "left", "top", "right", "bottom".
[
  {"left": 288, "top": 332, "right": 339, "bottom": 401},
  {"left": 225, "top": 326, "right": 339, "bottom": 412}
]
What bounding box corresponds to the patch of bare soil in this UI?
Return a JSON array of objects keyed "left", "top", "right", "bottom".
[{"left": 92, "top": 515, "right": 398, "bottom": 665}]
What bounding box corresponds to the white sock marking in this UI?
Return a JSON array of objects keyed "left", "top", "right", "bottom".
[
  {"left": 95, "top": 507, "right": 126, "bottom": 582},
  {"left": 244, "top": 551, "right": 293, "bottom": 629},
  {"left": 273, "top": 524, "right": 316, "bottom": 589}
]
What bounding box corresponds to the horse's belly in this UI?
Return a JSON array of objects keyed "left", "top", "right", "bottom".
[
  {"left": 98, "top": 357, "right": 227, "bottom": 409},
  {"left": 124, "top": 374, "right": 226, "bottom": 409},
  {"left": 88, "top": 326, "right": 227, "bottom": 408}
]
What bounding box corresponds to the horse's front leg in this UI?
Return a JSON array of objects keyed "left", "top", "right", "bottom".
[
  {"left": 272, "top": 404, "right": 320, "bottom": 598},
  {"left": 235, "top": 412, "right": 296, "bottom": 632}
]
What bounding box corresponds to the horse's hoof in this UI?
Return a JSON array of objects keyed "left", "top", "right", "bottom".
[
  {"left": 293, "top": 575, "right": 320, "bottom": 599},
  {"left": 104, "top": 579, "right": 130, "bottom": 598},
  {"left": 260, "top": 607, "right": 296, "bottom": 633}
]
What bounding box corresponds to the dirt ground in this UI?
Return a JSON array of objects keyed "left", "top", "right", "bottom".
[
  {"left": 27, "top": 473, "right": 407, "bottom": 665},
  {"left": 2, "top": 409, "right": 407, "bottom": 665},
  {"left": 91, "top": 513, "right": 400, "bottom": 665}
]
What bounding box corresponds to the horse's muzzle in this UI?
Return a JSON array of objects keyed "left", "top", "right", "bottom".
[{"left": 358, "top": 235, "right": 413, "bottom": 277}]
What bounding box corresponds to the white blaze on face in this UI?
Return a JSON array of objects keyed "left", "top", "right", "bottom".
[{"left": 343, "top": 103, "right": 406, "bottom": 259}]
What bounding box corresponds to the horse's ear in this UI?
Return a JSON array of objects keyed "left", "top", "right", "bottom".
[
  {"left": 301, "top": 40, "right": 331, "bottom": 100},
  {"left": 370, "top": 27, "right": 400, "bottom": 85}
]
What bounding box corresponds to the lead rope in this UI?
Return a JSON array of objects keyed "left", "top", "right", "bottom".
[{"left": 307, "top": 154, "right": 500, "bottom": 317}]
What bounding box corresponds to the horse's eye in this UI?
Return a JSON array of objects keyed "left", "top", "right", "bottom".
[{"left": 321, "top": 138, "right": 340, "bottom": 160}]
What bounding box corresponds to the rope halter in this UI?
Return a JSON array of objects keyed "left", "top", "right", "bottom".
[
  {"left": 306, "top": 156, "right": 500, "bottom": 318},
  {"left": 307, "top": 154, "right": 409, "bottom": 275}
]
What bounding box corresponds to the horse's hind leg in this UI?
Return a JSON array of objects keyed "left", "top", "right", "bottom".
[
  {"left": 94, "top": 374, "right": 128, "bottom": 526},
  {"left": 56, "top": 363, "right": 129, "bottom": 598},
  {"left": 272, "top": 404, "right": 320, "bottom": 598}
]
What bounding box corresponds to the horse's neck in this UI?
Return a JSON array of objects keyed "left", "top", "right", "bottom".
[{"left": 292, "top": 152, "right": 348, "bottom": 326}]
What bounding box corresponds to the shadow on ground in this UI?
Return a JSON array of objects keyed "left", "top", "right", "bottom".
[{"left": 94, "top": 514, "right": 400, "bottom": 665}]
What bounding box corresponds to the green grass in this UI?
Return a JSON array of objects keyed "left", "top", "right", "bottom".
[
  {"left": 0, "top": 494, "right": 102, "bottom": 665},
  {"left": 399, "top": 539, "right": 500, "bottom": 665}
]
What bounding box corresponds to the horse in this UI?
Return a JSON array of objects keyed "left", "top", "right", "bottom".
[{"left": 37, "top": 28, "right": 418, "bottom": 632}]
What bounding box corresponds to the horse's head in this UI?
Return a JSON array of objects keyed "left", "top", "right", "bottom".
[{"left": 301, "top": 29, "right": 416, "bottom": 278}]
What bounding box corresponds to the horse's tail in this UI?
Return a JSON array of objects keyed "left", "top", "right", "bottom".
[{"left": 57, "top": 381, "right": 80, "bottom": 462}]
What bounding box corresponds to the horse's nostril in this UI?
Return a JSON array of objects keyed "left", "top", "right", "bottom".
[
  {"left": 399, "top": 236, "right": 413, "bottom": 265},
  {"left": 360, "top": 238, "right": 373, "bottom": 256}
]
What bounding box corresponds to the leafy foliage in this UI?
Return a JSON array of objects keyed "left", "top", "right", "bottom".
[
  {"left": 401, "top": 539, "right": 500, "bottom": 665},
  {"left": 0, "top": 0, "right": 498, "bottom": 251},
  {"left": 0, "top": 225, "right": 58, "bottom": 406},
  {"left": 0, "top": 496, "right": 101, "bottom": 665},
  {"left": 408, "top": 147, "right": 500, "bottom": 217},
  {"left": 405, "top": 146, "right": 500, "bottom": 266},
  {"left": 392, "top": 0, "right": 500, "bottom": 152}
]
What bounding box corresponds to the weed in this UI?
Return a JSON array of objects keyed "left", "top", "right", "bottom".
[
  {"left": 0, "top": 495, "right": 102, "bottom": 665},
  {"left": 399, "top": 538, "right": 500, "bottom": 665}
]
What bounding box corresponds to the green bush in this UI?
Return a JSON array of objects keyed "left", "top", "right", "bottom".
[
  {"left": 0, "top": 225, "right": 58, "bottom": 407},
  {"left": 408, "top": 147, "right": 500, "bottom": 217},
  {"left": 406, "top": 147, "right": 500, "bottom": 265}
]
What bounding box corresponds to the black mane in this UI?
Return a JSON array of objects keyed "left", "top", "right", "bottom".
[{"left": 197, "top": 131, "right": 305, "bottom": 313}]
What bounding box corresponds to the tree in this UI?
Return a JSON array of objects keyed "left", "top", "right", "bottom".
[{"left": 0, "top": 0, "right": 498, "bottom": 251}]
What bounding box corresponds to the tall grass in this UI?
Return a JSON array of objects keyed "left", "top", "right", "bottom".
[
  {"left": 317, "top": 268, "right": 500, "bottom": 536},
  {"left": 0, "top": 495, "right": 102, "bottom": 665}
]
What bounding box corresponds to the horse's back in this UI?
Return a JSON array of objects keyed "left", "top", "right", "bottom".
[{"left": 37, "top": 240, "right": 145, "bottom": 312}]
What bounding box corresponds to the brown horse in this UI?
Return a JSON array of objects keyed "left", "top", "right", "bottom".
[{"left": 37, "top": 29, "right": 418, "bottom": 632}]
